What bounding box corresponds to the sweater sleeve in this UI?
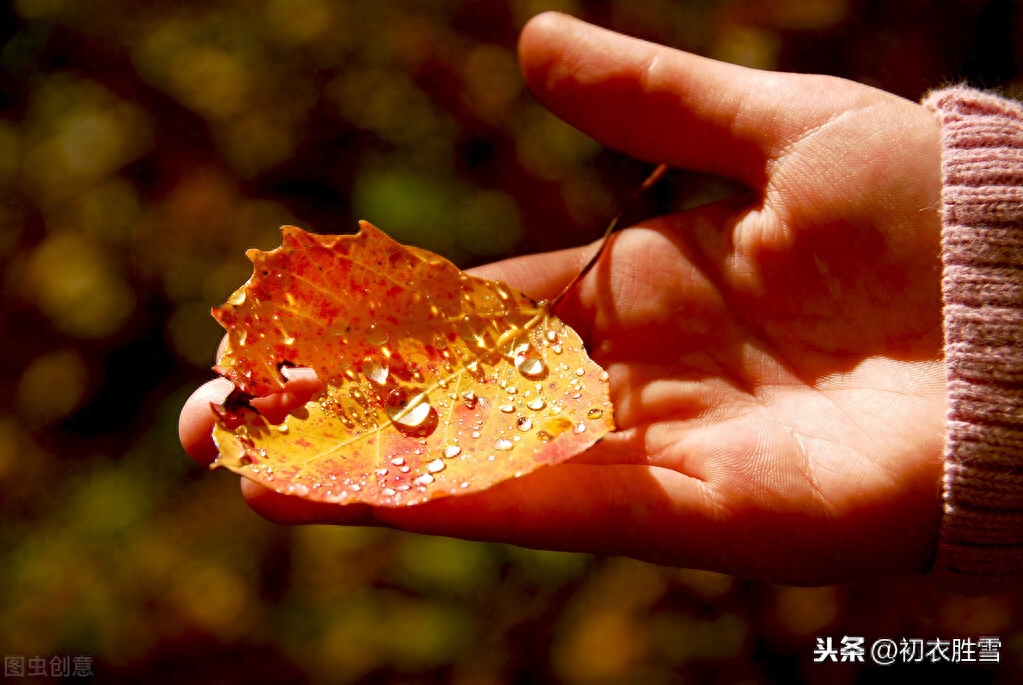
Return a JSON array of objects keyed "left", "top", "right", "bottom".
[{"left": 923, "top": 88, "right": 1023, "bottom": 593}]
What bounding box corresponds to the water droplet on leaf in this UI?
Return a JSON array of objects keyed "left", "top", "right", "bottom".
[{"left": 367, "top": 324, "right": 389, "bottom": 345}]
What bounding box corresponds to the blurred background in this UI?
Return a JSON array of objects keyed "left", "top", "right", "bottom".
[{"left": 1, "top": 0, "right": 1022, "bottom": 682}]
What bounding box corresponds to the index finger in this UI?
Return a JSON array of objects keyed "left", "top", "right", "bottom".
[{"left": 518, "top": 13, "right": 845, "bottom": 187}]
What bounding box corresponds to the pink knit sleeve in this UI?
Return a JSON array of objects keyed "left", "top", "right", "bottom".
[{"left": 923, "top": 88, "right": 1023, "bottom": 593}]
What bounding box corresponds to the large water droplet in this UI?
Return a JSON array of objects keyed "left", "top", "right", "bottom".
[
  {"left": 495, "top": 439, "right": 514, "bottom": 451},
  {"left": 516, "top": 417, "right": 532, "bottom": 431},
  {"left": 527, "top": 398, "right": 545, "bottom": 411},
  {"left": 394, "top": 400, "right": 431, "bottom": 428},
  {"left": 587, "top": 408, "right": 603, "bottom": 420},
  {"left": 427, "top": 459, "right": 446, "bottom": 473},
  {"left": 444, "top": 445, "right": 462, "bottom": 458},
  {"left": 361, "top": 357, "right": 389, "bottom": 385},
  {"left": 414, "top": 473, "right": 435, "bottom": 485},
  {"left": 573, "top": 422, "right": 587, "bottom": 434},
  {"left": 500, "top": 404, "right": 515, "bottom": 413},
  {"left": 514, "top": 346, "right": 548, "bottom": 380},
  {"left": 384, "top": 388, "right": 437, "bottom": 436},
  {"left": 462, "top": 390, "right": 478, "bottom": 409}
]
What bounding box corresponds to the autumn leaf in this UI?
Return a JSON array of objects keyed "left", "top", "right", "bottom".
[{"left": 209, "top": 221, "right": 614, "bottom": 506}]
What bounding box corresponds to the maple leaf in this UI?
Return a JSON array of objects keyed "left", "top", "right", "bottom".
[{"left": 210, "top": 221, "right": 614, "bottom": 506}]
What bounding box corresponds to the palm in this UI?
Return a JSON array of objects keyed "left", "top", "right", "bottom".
[{"left": 180, "top": 13, "right": 947, "bottom": 584}]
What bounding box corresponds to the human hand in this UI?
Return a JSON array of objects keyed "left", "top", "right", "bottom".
[{"left": 180, "top": 12, "right": 946, "bottom": 585}]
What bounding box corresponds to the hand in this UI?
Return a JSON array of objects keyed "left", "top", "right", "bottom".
[{"left": 180, "top": 12, "right": 946, "bottom": 585}]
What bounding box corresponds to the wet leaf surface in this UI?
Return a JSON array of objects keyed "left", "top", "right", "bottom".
[{"left": 211, "top": 222, "right": 614, "bottom": 506}]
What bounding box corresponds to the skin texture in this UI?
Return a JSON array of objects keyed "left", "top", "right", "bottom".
[{"left": 180, "top": 13, "right": 946, "bottom": 585}]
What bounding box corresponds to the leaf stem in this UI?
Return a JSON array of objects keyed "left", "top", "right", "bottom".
[{"left": 551, "top": 164, "right": 668, "bottom": 309}]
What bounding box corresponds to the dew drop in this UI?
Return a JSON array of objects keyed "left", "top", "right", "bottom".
[
  {"left": 376, "top": 468, "right": 388, "bottom": 476},
  {"left": 505, "top": 386, "right": 518, "bottom": 395},
  {"left": 350, "top": 483, "right": 362, "bottom": 492},
  {"left": 228, "top": 290, "right": 246, "bottom": 305},
  {"left": 575, "top": 368, "right": 585, "bottom": 376},
  {"left": 460, "top": 481, "right": 470, "bottom": 489},
  {"left": 516, "top": 417, "right": 532, "bottom": 431},
  {"left": 587, "top": 408, "right": 603, "bottom": 420},
  {"left": 444, "top": 445, "right": 462, "bottom": 458},
  {"left": 427, "top": 459, "right": 446, "bottom": 473},
  {"left": 471, "top": 430, "right": 481, "bottom": 439},
  {"left": 367, "top": 324, "right": 389, "bottom": 345},
  {"left": 391, "top": 457, "right": 405, "bottom": 466},
  {"left": 552, "top": 344, "right": 562, "bottom": 354},
  {"left": 495, "top": 439, "right": 514, "bottom": 451},
  {"left": 527, "top": 398, "right": 545, "bottom": 411},
  {"left": 386, "top": 389, "right": 437, "bottom": 436},
  {"left": 598, "top": 370, "right": 609, "bottom": 382},
  {"left": 536, "top": 430, "right": 552, "bottom": 443},
  {"left": 361, "top": 357, "right": 389, "bottom": 385},
  {"left": 514, "top": 346, "right": 548, "bottom": 380},
  {"left": 399, "top": 465, "right": 411, "bottom": 473},
  {"left": 462, "top": 390, "right": 478, "bottom": 409},
  {"left": 382, "top": 487, "right": 397, "bottom": 497},
  {"left": 573, "top": 422, "right": 587, "bottom": 434},
  {"left": 546, "top": 330, "right": 558, "bottom": 342},
  {"left": 414, "top": 473, "right": 435, "bottom": 486},
  {"left": 500, "top": 404, "right": 515, "bottom": 413},
  {"left": 276, "top": 423, "right": 289, "bottom": 434}
]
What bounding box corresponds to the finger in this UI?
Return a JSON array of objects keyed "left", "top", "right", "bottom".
[
  {"left": 466, "top": 242, "right": 597, "bottom": 302},
  {"left": 240, "top": 453, "right": 725, "bottom": 568},
  {"left": 179, "top": 367, "right": 322, "bottom": 465},
  {"left": 519, "top": 12, "right": 829, "bottom": 186},
  {"left": 179, "top": 377, "right": 234, "bottom": 465},
  {"left": 241, "top": 478, "right": 383, "bottom": 525}
]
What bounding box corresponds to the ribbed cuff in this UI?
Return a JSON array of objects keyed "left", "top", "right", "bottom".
[{"left": 923, "top": 87, "right": 1023, "bottom": 593}]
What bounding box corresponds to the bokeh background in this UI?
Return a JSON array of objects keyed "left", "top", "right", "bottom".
[{"left": 2, "top": 0, "right": 1023, "bottom": 683}]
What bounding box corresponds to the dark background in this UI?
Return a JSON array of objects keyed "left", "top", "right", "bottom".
[{"left": 1, "top": 0, "right": 1022, "bottom": 683}]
